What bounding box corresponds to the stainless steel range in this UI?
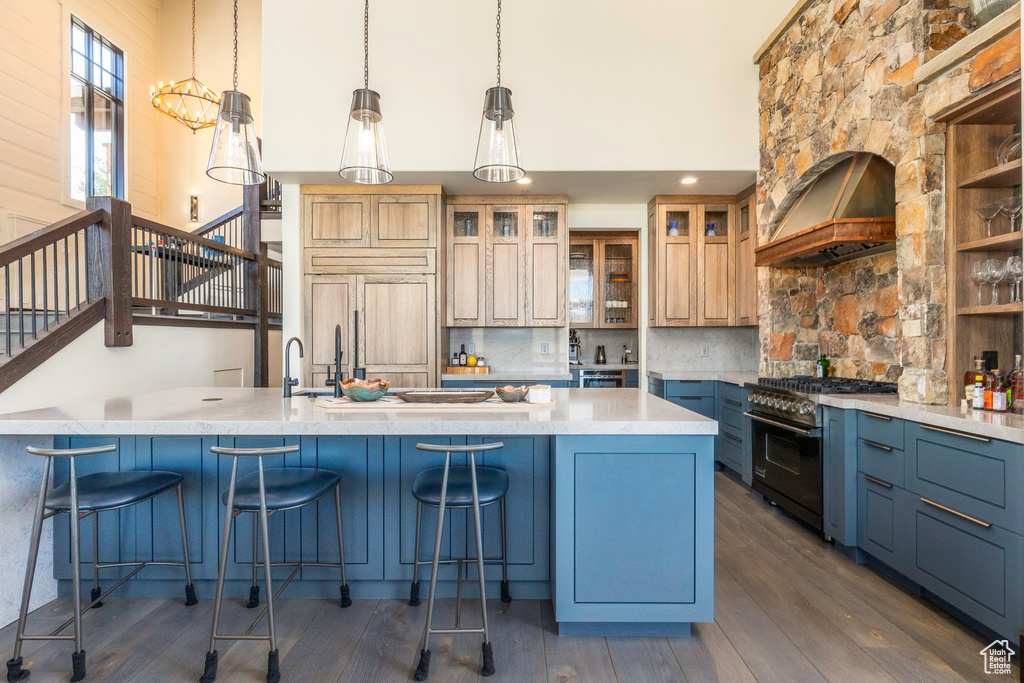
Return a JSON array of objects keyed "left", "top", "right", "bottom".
[{"left": 745, "top": 377, "right": 898, "bottom": 538}]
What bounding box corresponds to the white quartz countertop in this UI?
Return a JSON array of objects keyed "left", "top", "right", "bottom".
[
  {"left": 441, "top": 370, "right": 573, "bottom": 382},
  {"left": 647, "top": 370, "right": 759, "bottom": 387},
  {"left": 0, "top": 387, "right": 716, "bottom": 437},
  {"left": 816, "top": 394, "right": 1024, "bottom": 444}
]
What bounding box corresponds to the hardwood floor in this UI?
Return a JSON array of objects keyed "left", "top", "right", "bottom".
[{"left": 0, "top": 472, "right": 1010, "bottom": 682}]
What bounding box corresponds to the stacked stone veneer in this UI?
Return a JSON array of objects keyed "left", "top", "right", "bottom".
[{"left": 756, "top": 0, "right": 1021, "bottom": 403}]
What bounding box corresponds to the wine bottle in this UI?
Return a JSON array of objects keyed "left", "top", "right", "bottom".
[{"left": 459, "top": 344, "right": 468, "bottom": 366}]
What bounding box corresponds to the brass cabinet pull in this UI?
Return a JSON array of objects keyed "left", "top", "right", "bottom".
[
  {"left": 920, "top": 423, "right": 990, "bottom": 443},
  {"left": 920, "top": 497, "right": 992, "bottom": 528},
  {"left": 863, "top": 474, "right": 893, "bottom": 488},
  {"left": 862, "top": 439, "right": 893, "bottom": 452},
  {"left": 863, "top": 411, "right": 891, "bottom": 421}
]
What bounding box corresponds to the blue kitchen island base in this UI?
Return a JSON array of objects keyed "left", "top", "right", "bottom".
[{"left": 48, "top": 431, "right": 715, "bottom": 637}]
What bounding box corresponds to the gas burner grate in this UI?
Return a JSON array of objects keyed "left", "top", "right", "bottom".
[{"left": 758, "top": 376, "right": 898, "bottom": 395}]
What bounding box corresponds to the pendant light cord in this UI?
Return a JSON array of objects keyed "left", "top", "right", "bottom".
[
  {"left": 495, "top": 0, "right": 501, "bottom": 86},
  {"left": 363, "top": 0, "right": 369, "bottom": 89},
  {"left": 232, "top": 0, "right": 239, "bottom": 90},
  {"left": 191, "top": 0, "right": 197, "bottom": 78}
]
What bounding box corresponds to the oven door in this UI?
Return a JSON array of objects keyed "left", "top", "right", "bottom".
[
  {"left": 747, "top": 412, "right": 823, "bottom": 529},
  {"left": 579, "top": 370, "right": 626, "bottom": 388}
]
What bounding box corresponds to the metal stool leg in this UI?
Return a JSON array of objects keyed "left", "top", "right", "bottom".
[
  {"left": 470, "top": 452, "right": 495, "bottom": 677},
  {"left": 91, "top": 513, "right": 103, "bottom": 608},
  {"left": 334, "top": 484, "right": 352, "bottom": 608},
  {"left": 201, "top": 456, "right": 240, "bottom": 683},
  {"left": 409, "top": 501, "right": 422, "bottom": 606},
  {"left": 414, "top": 453, "right": 451, "bottom": 681},
  {"left": 246, "top": 512, "right": 260, "bottom": 608},
  {"left": 499, "top": 498, "right": 511, "bottom": 603},
  {"left": 6, "top": 455, "right": 51, "bottom": 683},
  {"left": 176, "top": 483, "right": 198, "bottom": 606},
  {"left": 68, "top": 458, "right": 87, "bottom": 682},
  {"left": 256, "top": 458, "right": 281, "bottom": 683}
]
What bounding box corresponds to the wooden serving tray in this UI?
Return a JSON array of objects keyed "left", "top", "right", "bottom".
[
  {"left": 314, "top": 396, "right": 556, "bottom": 410},
  {"left": 445, "top": 366, "right": 490, "bottom": 374}
]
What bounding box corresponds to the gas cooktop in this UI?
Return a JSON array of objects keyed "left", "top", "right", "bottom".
[{"left": 757, "top": 376, "right": 899, "bottom": 395}]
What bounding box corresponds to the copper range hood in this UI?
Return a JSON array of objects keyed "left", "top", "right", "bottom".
[{"left": 755, "top": 154, "right": 896, "bottom": 267}]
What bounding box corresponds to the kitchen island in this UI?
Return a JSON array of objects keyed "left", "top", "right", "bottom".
[{"left": 0, "top": 388, "right": 715, "bottom": 636}]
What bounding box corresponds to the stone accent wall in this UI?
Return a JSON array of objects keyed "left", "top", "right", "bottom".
[{"left": 756, "top": 0, "right": 1019, "bottom": 403}]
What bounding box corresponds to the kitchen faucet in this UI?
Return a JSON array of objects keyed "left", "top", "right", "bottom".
[
  {"left": 325, "top": 324, "right": 345, "bottom": 397},
  {"left": 283, "top": 337, "right": 303, "bottom": 398},
  {"left": 622, "top": 345, "right": 633, "bottom": 364}
]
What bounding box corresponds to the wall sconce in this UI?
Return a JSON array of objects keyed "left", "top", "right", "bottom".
[{"left": 189, "top": 195, "right": 199, "bottom": 222}]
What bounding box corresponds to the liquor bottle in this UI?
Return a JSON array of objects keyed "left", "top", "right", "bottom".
[
  {"left": 1009, "top": 355, "right": 1023, "bottom": 407},
  {"left": 965, "top": 356, "right": 982, "bottom": 403},
  {"left": 984, "top": 368, "right": 999, "bottom": 411},
  {"left": 993, "top": 374, "right": 1008, "bottom": 413},
  {"left": 972, "top": 362, "right": 986, "bottom": 411},
  {"left": 1013, "top": 367, "right": 1024, "bottom": 415},
  {"left": 816, "top": 355, "right": 830, "bottom": 379},
  {"left": 459, "top": 344, "right": 468, "bottom": 366}
]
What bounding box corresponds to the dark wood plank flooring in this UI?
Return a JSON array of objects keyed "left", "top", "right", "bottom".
[{"left": 0, "top": 472, "right": 1010, "bottom": 682}]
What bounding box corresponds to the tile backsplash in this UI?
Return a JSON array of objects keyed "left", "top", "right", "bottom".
[
  {"left": 575, "top": 328, "right": 640, "bottom": 365},
  {"left": 447, "top": 328, "right": 568, "bottom": 371},
  {"left": 647, "top": 327, "right": 760, "bottom": 372}
]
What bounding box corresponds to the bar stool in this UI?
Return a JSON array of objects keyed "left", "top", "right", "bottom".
[
  {"left": 6, "top": 444, "right": 197, "bottom": 683},
  {"left": 411, "top": 442, "right": 508, "bottom": 681},
  {"left": 201, "top": 445, "right": 352, "bottom": 683}
]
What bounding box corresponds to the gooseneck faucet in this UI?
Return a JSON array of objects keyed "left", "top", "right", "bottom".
[
  {"left": 283, "top": 337, "right": 303, "bottom": 398},
  {"left": 325, "top": 325, "right": 344, "bottom": 397}
]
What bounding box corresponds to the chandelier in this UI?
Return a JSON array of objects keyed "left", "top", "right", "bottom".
[{"left": 150, "top": 0, "right": 221, "bottom": 133}]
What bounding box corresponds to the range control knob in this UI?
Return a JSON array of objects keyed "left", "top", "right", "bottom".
[
  {"left": 781, "top": 400, "right": 795, "bottom": 412},
  {"left": 798, "top": 402, "right": 814, "bottom": 415}
]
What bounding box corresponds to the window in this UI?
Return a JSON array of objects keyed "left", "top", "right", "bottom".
[{"left": 69, "top": 17, "right": 124, "bottom": 202}]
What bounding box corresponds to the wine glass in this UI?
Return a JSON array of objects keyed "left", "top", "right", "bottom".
[
  {"left": 998, "top": 197, "right": 1022, "bottom": 233},
  {"left": 997, "top": 133, "right": 1022, "bottom": 165},
  {"left": 970, "top": 260, "right": 988, "bottom": 306},
  {"left": 975, "top": 201, "right": 1003, "bottom": 237},
  {"left": 1008, "top": 254, "right": 1023, "bottom": 303},
  {"left": 985, "top": 257, "right": 1007, "bottom": 305}
]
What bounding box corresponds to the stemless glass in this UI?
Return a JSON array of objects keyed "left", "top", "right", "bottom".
[
  {"left": 970, "top": 260, "right": 988, "bottom": 306},
  {"left": 998, "top": 197, "right": 1023, "bottom": 233},
  {"left": 975, "top": 201, "right": 1003, "bottom": 237},
  {"left": 986, "top": 257, "right": 1007, "bottom": 305}
]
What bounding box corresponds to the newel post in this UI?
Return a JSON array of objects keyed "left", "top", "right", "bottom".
[
  {"left": 85, "top": 196, "right": 133, "bottom": 347},
  {"left": 242, "top": 183, "right": 267, "bottom": 387}
]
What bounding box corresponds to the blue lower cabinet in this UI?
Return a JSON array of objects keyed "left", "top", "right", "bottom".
[
  {"left": 441, "top": 379, "right": 572, "bottom": 389},
  {"left": 648, "top": 376, "right": 665, "bottom": 397},
  {"left": 667, "top": 396, "right": 715, "bottom": 419},
  {"left": 552, "top": 435, "right": 714, "bottom": 631},
  {"left": 856, "top": 474, "right": 911, "bottom": 576},
  {"left": 910, "top": 494, "right": 1024, "bottom": 640},
  {"left": 383, "top": 435, "right": 550, "bottom": 583},
  {"left": 716, "top": 431, "right": 743, "bottom": 473},
  {"left": 626, "top": 370, "right": 639, "bottom": 388},
  {"left": 824, "top": 407, "right": 858, "bottom": 546}
]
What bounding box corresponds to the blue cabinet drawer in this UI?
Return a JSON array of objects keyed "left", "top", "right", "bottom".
[
  {"left": 718, "top": 405, "right": 744, "bottom": 432},
  {"left": 717, "top": 382, "right": 747, "bottom": 404},
  {"left": 648, "top": 377, "right": 665, "bottom": 397},
  {"left": 906, "top": 422, "right": 1023, "bottom": 533},
  {"left": 857, "top": 474, "right": 911, "bottom": 576},
  {"left": 665, "top": 380, "right": 715, "bottom": 399},
  {"left": 717, "top": 432, "right": 743, "bottom": 473},
  {"left": 857, "top": 438, "right": 904, "bottom": 488},
  {"left": 857, "top": 411, "right": 904, "bottom": 450},
  {"left": 719, "top": 420, "right": 743, "bottom": 442},
  {"left": 910, "top": 494, "right": 1024, "bottom": 640},
  {"left": 667, "top": 395, "right": 715, "bottom": 419},
  {"left": 441, "top": 379, "right": 571, "bottom": 389}
]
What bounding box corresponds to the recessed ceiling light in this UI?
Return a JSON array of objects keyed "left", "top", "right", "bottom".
[
  {"left": 681, "top": 177, "right": 698, "bottom": 185},
  {"left": 517, "top": 177, "right": 532, "bottom": 184}
]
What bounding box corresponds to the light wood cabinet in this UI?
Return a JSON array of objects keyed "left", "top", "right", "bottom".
[
  {"left": 649, "top": 195, "right": 753, "bottom": 327},
  {"left": 570, "top": 231, "right": 639, "bottom": 329},
  {"left": 446, "top": 196, "right": 567, "bottom": 328},
  {"left": 302, "top": 185, "right": 444, "bottom": 387},
  {"left": 735, "top": 191, "right": 758, "bottom": 326}
]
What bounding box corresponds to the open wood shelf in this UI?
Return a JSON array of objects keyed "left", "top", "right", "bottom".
[
  {"left": 958, "top": 159, "right": 1023, "bottom": 188},
  {"left": 957, "top": 231, "right": 1024, "bottom": 252},
  {"left": 957, "top": 303, "right": 1024, "bottom": 316}
]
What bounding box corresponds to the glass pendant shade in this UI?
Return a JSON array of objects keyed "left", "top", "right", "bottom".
[
  {"left": 206, "top": 90, "right": 265, "bottom": 185},
  {"left": 473, "top": 86, "right": 524, "bottom": 183},
  {"left": 339, "top": 89, "right": 393, "bottom": 184}
]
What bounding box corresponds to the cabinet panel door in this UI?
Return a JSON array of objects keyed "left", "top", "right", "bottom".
[
  {"left": 304, "top": 274, "right": 356, "bottom": 386},
  {"left": 701, "top": 242, "right": 730, "bottom": 324},
  {"left": 568, "top": 239, "right": 597, "bottom": 328},
  {"left": 304, "top": 195, "right": 370, "bottom": 247},
  {"left": 736, "top": 195, "right": 757, "bottom": 326},
  {"left": 360, "top": 276, "right": 432, "bottom": 367},
  {"left": 488, "top": 242, "right": 522, "bottom": 325},
  {"left": 373, "top": 195, "right": 436, "bottom": 248},
  {"left": 856, "top": 475, "right": 910, "bottom": 575},
  {"left": 450, "top": 243, "right": 483, "bottom": 324},
  {"left": 664, "top": 243, "right": 692, "bottom": 324},
  {"left": 698, "top": 204, "right": 733, "bottom": 326},
  {"left": 529, "top": 242, "right": 562, "bottom": 325}
]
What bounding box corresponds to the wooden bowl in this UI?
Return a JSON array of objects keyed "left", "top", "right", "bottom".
[
  {"left": 341, "top": 377, "right": 391, "bottom": 402},
  {"left": 495, "top": 385, "right": 530, "bottom": 402}
]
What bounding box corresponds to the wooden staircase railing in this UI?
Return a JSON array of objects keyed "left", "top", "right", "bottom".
[
  {"left": 191, "top": 173, "right": 281, "bottom": 250},
  {"left": 0, "top": 196, "right": 282, "bottom": 392}
]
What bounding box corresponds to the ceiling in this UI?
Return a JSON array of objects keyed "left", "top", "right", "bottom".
[{"left": 266, "top": 170, "right": 758, "bottom": 204}]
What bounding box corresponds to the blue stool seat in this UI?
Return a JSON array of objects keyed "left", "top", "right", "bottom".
[
  {"left": 412, "top": 466, "right": 509, "bottom": 507},
  {"left": 46, "top": 471, "right": 183, "bottom": 512},
  {"left": 225, "top": 468, "right": 342, "bottom": 511}
]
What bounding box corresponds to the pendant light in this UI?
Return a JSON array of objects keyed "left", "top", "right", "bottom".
[
  {"left": 339, "top": 0, "right": 393, "bottom": 184},
  {"left": 206, "top": 0, "right": 265, "bottom": 186},
  {"left": 150, "top": 0, "right": 221, "bottom": 132},
  {"left": 473, "top": 0, "right": 524, "bottom": 183}
]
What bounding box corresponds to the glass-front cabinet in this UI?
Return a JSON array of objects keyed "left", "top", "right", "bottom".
[
  {"left": 569, "top": 231, "right": 639, "bottom": 329},
  {"left": 446, "top": 204, "right": 486, "bottom": 326}
]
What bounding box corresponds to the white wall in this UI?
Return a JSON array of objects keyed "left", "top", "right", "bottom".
[{"left": 261, "top": 0, "right": 796, "bottom": 176}]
